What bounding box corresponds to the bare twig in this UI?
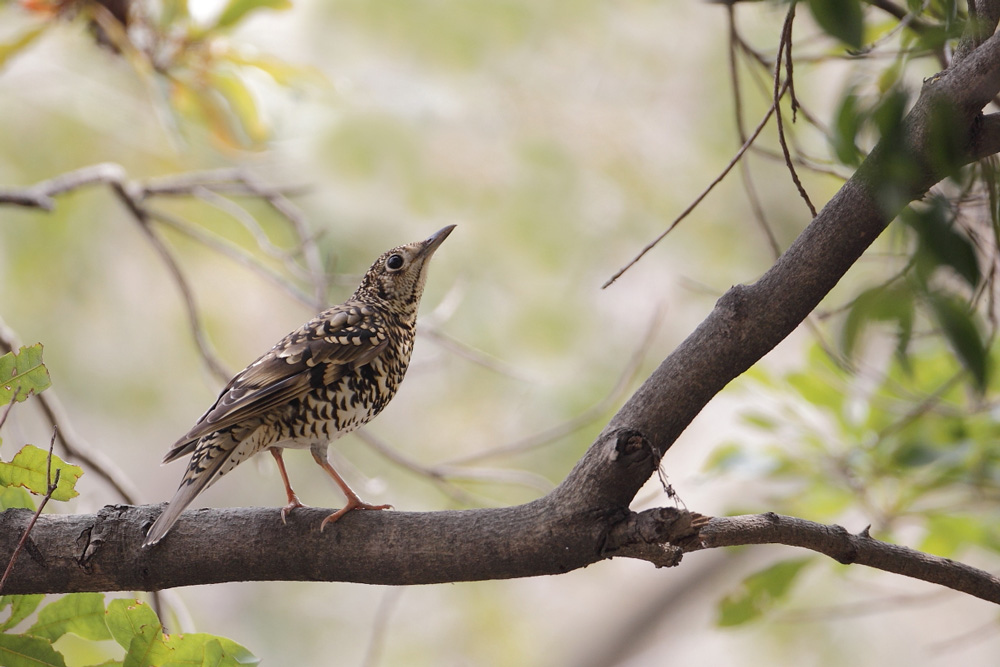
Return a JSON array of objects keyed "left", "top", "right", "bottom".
[
  {"left": 773, "top": 2, "right": 818, "bottom": 219},
  {"left": 0, "top": 164, "right": 324, "bottom": 383},
  {"left": 362, "top": 588, "right": 405, "bottom": 667},
  {"left": 421, "top": 327, "right": 533, "bottom": 382},
  {"left": 446, "top": 307, "right": 663, "bottom": 465},
  {"left": 147, "top": 207, "right": 316, "bottom": 308},
  {"left": 0, "top": 395, "right": 16, "bottom": 434},
  {"left": 928, "top": 615, "right": 1000, "bottom": 654},
  {"left": 726, "top": 6, "right": 783, "bottom": 257},
  {"left": 695, "top": 514, "right": 1000, "bottom": 605},
  {"left": 236, "top": 170, "right": 328, "bottom": 309},
  {"left": 0, "top": 428, "right": 61, "bottom": 595},
  {"left": 603, "top": 89, "right": 785, "bottom": 288},
  {"left": 356, "top": 429, "right": 554, "bottom": 503},
  {"left": 111, "top": 182, "right": 233, "bottom": 383}
]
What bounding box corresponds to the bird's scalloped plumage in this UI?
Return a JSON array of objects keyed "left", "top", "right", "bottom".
[{"left": 143, "top": 225, "right": 455, "bottom": 546}]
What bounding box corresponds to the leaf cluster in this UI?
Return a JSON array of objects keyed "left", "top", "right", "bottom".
[
  {"left": 3, "top": 0, "right": 319, "bottom": 148},
  {"left": 706, "top": 341, "right": 1000, "bottom": 625},
  {"left": 0, "top": 595, "right": 257, "bottom": 667},
  {"left": 0, "top": 345, "right": 257, "bottom": 666}
]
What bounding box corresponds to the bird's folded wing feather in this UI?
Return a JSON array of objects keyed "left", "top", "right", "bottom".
[{"left": 164, "top": 304, "right": 389, "bottom": 461}]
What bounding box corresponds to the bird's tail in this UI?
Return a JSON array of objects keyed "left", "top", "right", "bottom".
[{"left": 143, "top": 430, "right": 242, "bottom": 546}]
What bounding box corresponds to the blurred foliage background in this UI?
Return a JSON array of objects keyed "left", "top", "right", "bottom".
[{"left": 2, "top": 0, "right": 1000, "bottom": 665}]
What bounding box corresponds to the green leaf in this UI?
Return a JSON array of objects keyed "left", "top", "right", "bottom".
[
  {"left": 786, "top": 370, "right": 843, "bottom": 412},
  {"left": 0, "top": 445, "right": 83, "bottom": 501},
  {"left": 105, "top": 600, "right": 162, "bottom": 653},
  {"left": 159, "top": 0, "right": 190, "bottom": 27},
  {"left": 124, "top": 634, "right": 173, "bottom": 667},
  {"left": 717, "top": 558, "right": 813, "bottom": 627},
  {"left": 0, "top": 633, "right": 67, "bottom": 667},
  {"left": 0, "top": 486, "right": 36, "bottom": 510},
  {"left": 0, "top": 25, "right": 48, "bottom": 71},
  {"left": 831, "top": 90, "right": 864, "bottom": 166},
  {"left": 903, "top": 200, "right": 980, "bottom": 288},
  {"left": 808, "top": 0, "right": 864, "bottom": 49},
  {"left": 0, "top": 344, "right": 52, "bottom": 404},
  {"left": 105, "top": 600, "right": 173, "bottom": 667},
  {"left": 27, "top": 594, "right": 111, "bottom": 642},
  {"left": 0, "top": 595, "right": 45, "bottom": 632},
  {"left": 213, "top": 0, "right": 292, "bottom": 30},
  {"left": 163, "top": 634, "right": 259, "bottom": 666},
  {"left": 841, "top": 283, "right": 914, "bottom": 361},
  {"left": 702, "top": 443, "right": 747, "bottom": 473},
  {"left": 226, "top": 53, "right": 327, "bottom": 88},
  {"left": 926, "top": 293, "right": 989, "bottom": 392},
  {"left": 209, "top": 71, "right": 267, "bottom": 144},
  {"left": 920, "top": 514, "right": 995, "bottom": 558}
]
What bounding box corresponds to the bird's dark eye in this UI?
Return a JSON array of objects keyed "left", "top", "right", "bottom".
[{"left": 385, "top": 254, "right": 405, "bottom": 271}]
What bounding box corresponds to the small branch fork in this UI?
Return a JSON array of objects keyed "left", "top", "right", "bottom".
[
  {"left": 604, "top": 509, "right": 1000, "bottom": 605},
  {"left": 0, "top": 164, "right": 326, "bottom": 382}
]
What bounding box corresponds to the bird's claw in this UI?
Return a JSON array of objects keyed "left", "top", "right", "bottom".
[
  {"left": 280, "top": 498, "right": 307, "bottom": 524},
  {"left": 319, "top": 502, "right": 393, "bottom": 531}
]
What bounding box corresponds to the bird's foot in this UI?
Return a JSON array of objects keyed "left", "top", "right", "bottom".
[
  {"left": 319, "top": 500, "right": 393, "bottom": 531},
  {"left": 280, "top": 497, "right": 308, "bottom": 524}
]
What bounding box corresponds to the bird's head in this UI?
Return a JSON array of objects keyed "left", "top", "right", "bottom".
[{"left": 355, "top": 225, "right": 456, "bottom": 309}]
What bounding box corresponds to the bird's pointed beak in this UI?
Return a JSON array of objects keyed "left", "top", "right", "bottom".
[{"left": 418, "top": 225, "right": 456, "bottom": 257}]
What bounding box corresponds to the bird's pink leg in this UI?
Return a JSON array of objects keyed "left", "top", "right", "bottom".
[
  {"left": 270, "top": 448, "right": 307, "bottom": 523},
  {"left": 311, "top": 450, "right": 391, "bottom": 530}
]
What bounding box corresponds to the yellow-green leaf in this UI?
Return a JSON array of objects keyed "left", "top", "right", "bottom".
[
  {"left": 105, "top": 600, "right": 162, "bottom": 653},
  {"left": 0, "top": 595, "right": 45, "bottom": 632},
  {"left": 0, "top": 24, "right": 48, "bottom": 71},
  {"left": 210, "top": 71, "right": 268, "bottom": 144},
  {"left": 0, "top": 486, "right": 36, "bottom": 510},
  {"left": 226, "top": 52, "right": 327, "bottom": 88},
  {"left": 27, "top": 593, "right": 111, "bottom": 642},
  {"left": 213, "top": 0, "right": 291, "bottom": 30},
  {"left": 0, "top": 633, "right": 67, "bottom": 667},
  {"left": 0, "top": 344, "right": 51, "bottom": 404},
  {"left": 717, "top": 558, "right": 813, "bottom": 627},
  {"left": 163, "top": 633, "right": 259, "bottom": 666},
  {"left": 0, "top": 445, "right": 83, "bottom": 501}
]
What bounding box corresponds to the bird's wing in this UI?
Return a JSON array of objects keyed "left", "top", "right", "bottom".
[{"left": 164, "top": 304, "right": 389, "bottom": 461}]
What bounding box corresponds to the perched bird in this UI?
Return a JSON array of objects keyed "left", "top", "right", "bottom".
[{"left": 143, "top": 225, "right": 455, "bottom": 546}]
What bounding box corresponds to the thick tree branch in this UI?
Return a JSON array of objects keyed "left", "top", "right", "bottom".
[
  {"left": 3, "top": 21, "right": 1000, "bottom": 599},
  {"left": 5, "top": 502, "right": 1000, "bottom": 606}
]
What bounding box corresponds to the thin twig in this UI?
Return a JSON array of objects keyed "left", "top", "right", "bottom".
[
  {"left": 237, "top": 170, "right": 328, "bottom": 310},
  {"left": 187, "top": 184, "right": 326, "bottom": 299},
  {"left": 773, "top": 2, "right": 818, "bottom": 219},
  {"left": 147, "top": 207, "right": 316, "bottom": 308},
  {"left": 928, "top": 614, "right": 1000, "bottom": 654},
  {"left": 0, "top": 428, "right": 61, "bottom": 595},
  {"left": 726, "top": 6, "right": 783, "bottom": 257},
  {"left": 0, "top": 164, "right": 321, "bottom": 383},
  {"left": 0, "top": 394, "right": 17, "bottom": 434},
  {"left": 0, "top": 163, "right": 127, "bottom": 210},
  {"left": 603, "top": 91, "right": 783, "bottom": 288},
  {"left": 778, "top": 589, "right": 950, "bottom": 623},
  {"left": 361, "top": 588, "right": 405, "bottom": 667},
  {"left": 446, "top": 307, "right": 664, "bottom": 465},
  {"left": 422, "top": 327, "right": 533, "bottom": 382},
  {"left": 356, "top": 429, "right": 554, "bottom": 504},
  {"left": 111, "top": 183, "right": 233, "bottom": 383}
]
